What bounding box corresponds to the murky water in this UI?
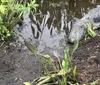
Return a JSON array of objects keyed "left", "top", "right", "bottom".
[{"left": 16, "top": 0, "right": 100, "bottom": 52}]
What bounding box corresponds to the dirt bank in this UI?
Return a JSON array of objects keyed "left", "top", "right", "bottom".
[{"left": 73, "top": 36, "right": 100, "bottom": 84}]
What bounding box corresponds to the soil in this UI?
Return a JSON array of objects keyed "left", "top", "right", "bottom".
[
  {"left": 73, "top": 36, "right": 100, "bottom": 84},
  {"left": 0, "top": 41, "right": 43, "bottom": 85}
]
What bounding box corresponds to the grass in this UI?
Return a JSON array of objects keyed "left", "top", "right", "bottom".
[{"left": 0, "top": 0, "right": 38, "bottom": 41}]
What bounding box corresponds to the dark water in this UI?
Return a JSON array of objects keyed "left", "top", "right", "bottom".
[{"left": 16, "top": 0, "right": 100, "bottom": 52}]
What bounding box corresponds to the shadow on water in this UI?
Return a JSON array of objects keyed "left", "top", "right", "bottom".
[{"left": 16, "top": 0, "right": 100, "bottom": 52}]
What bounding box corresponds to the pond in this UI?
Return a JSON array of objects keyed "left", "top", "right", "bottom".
[{"left": 0, "top": 0, "right": 100, "bottom": 85}]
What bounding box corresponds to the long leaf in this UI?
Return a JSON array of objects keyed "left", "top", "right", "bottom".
[
  {"left": 72, "top": 40, "right": 79, "bottom": 56},
  {"left": 24, "top": 40, "right": 37, "bottom": 56},
  {"left": 73, "top": 65, "right": 76, "bottom": 78},
  {"left": 87, "top": 22, "right": 97, "bottom": 37}
]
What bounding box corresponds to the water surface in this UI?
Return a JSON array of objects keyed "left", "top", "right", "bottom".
[{"left": 16, "top": 0, "right": 100, "bottom": 52}]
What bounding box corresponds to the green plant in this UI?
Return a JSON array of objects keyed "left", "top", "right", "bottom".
[
  {"left": 23, "top": 40, "right": 80, "bottom": 85},
  {"left": 86, "top": 22, "right": 97, "bottom": 38},
  {"left": 0, "top": 0, "right": 38, "bottom": 41}
]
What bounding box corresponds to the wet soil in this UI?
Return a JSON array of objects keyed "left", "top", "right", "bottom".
[
  {"left": 0, "top": 41, "right": 43, "bottom": 85},
  {"left": 73, "top": 36, "right": 100, "bottom": 84}
]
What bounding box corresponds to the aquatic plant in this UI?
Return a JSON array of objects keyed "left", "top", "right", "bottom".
[{"left": 0, "top": 0, "right": 38, "bottom": 41}]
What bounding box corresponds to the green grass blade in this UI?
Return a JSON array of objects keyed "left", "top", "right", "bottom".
[
  {"left": 24, "top": 40, "right": 37, "bottom": 56},
  {"left": 73, "top": 65, "right": 77, "bottom": 78},
  {"left": 72, "top": 40, "right": 79, "bottom": 56}
]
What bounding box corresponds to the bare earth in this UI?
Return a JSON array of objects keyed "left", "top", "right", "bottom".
[
  {"left": 73, "top": 36, "right": 100, "bottom": 84},
  {"left": 0, "top": 41, "right": 43, "bottom": 85}
]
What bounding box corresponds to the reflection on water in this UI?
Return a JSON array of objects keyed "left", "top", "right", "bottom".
[{"left": 16, "top": 0, "right": 100, "bottom": 52}]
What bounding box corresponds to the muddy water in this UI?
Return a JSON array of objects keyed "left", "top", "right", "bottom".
[
  {"left": 0, "top": 0, "right": 100, "bottom": 85},
  {"left": 16, "top": 0, "right": 100, "bottom": 52}
]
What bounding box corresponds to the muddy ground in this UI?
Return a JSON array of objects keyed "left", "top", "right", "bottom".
[
  {"left": 0, "top": 40, "right": 43, "bottom": 85},
  {"left": 73, "top": 36, "right": 100, "bottom": 84}
]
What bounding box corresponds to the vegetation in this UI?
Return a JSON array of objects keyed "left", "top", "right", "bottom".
[
  {"left": 23, "top": 40, "right": 78, "bottom": 85},
  {"left": 0, "top": 0, "right": 38, "bottom": 41},
  {"left": 23, "top": 40, "right": 99, "bottom": 85},
  {"left": 84, "top": 22, "right": 99, "bottom": 40},
  {"left": 86, "top": 22, "right": 97, "bottom": 38}
]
